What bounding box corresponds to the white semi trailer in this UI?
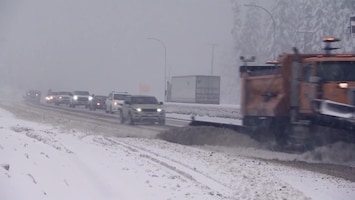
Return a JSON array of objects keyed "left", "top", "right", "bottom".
[{"left": 169, "top": 75, "right": 220, "bottom": 104}]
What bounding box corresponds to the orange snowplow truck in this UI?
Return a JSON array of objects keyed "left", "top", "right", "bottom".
[{"left": 239, "top": 38, "right": 355, "bottom": 148}]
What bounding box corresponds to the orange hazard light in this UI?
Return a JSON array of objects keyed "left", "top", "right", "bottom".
[{"left": 323, "top": 37, "right": 340, "bottom": 42}]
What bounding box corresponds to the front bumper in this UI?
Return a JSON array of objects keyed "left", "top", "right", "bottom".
[
  {"left": 111, "top": 104, "right": 123, "bottom": 112},
  {"left": 132, "top": 112, "right": 165, "bottom": 122},
  {"left": 93, "top": 102, "right": 105, "bottom": 109},
  {"left": 312, "top": 99, "right": 355, "bottom": 130},
  {"left": 57, "top": 99, "right": 70, "bottom": 104},
  {"left": 71, "top": 100, "right": 89, "bottom": 105}
]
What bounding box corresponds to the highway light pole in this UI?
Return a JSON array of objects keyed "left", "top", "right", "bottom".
[
  {"left": 244, "top": 4, "right": 276, "bottom": 58},
  {"left": 209, "top": 43, "right": 218, "bottom": 75},
  {"left": 147, "top": 37, "right": 167, "bottom": 101}
]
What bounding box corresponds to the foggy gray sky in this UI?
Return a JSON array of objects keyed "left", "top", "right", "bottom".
[{"left": 0, "top": 0, "right": 235, "bottom": 100}]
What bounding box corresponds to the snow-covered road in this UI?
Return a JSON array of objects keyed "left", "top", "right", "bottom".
[{"left": 1, "top": 106, "right": 355, "bottom": 200}]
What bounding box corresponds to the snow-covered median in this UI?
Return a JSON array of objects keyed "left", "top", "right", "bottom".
[
  {"left": 1, "top": 108, "right": 354, "bottom": 200},
  {"left": 165, "top": 102, "right": 242, "bottom": 125}
]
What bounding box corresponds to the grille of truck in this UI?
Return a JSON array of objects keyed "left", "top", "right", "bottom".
[
  {"left": 78, "top": 97, "right": 88, "bottom": 102},
  {"left": 142, "top": 109, "right": 157, "bottom": 113}
]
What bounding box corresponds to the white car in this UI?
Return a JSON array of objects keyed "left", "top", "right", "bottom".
[
  {"left": 69, "top": 91, "right": 92, "bottom": 108},
  {"left": 54, "top": 91, "right": 72, "bottom": 105},
  {"left": 105, "top": 91, "right": 129, "bottom": 114}
]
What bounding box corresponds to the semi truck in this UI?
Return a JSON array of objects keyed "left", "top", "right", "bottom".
[
  {"left": 169, "top": 75, "right": 220, "bottom": 104},
  {"left": 239, "top": 38, "right": 355, "bottom": 149}
]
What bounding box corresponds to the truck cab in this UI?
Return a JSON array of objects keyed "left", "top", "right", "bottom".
[{"left": 298, "top": 56, "right": 355, "bottom": 127}]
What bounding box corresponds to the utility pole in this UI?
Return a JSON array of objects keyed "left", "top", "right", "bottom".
[
  {"left": 147, "top": 37, "right": 167, "bottom": 101},
  {"left": 209, "top": 43, "right": 218, "bottom": 75}
]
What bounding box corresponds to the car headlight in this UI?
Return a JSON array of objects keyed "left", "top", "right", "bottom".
[
  {"left": 157, "top": 108, "right": 163, "bottom": 112},
  {"left": 73, "top": 95, "right": 78, "bottom": 100},
  {"left": 135, "top": 108, "right": 142, "bottom": 112},
  {"left": 89, "top": 96, "right": 93, "bottom": 101},
  {"left": 338, "top": 82, "right": 348, "bottom": 89},
  {"left": 59, "top": 96, "right": 62, "bottom": 99}
]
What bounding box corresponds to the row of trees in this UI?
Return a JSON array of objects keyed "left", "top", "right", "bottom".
[
  {"left": 232, "top": 0, "right": 355, "bottom": 64},
  {"left": 220, "top": 0, "right": 355, "bottom": 104}
]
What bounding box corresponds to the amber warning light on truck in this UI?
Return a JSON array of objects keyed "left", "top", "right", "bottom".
[{"left": 323, "top": 37, "right": 340, "bottom": 42}]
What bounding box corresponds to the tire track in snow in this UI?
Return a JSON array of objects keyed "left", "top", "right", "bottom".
[{"left": 100, "top": 136, "right": 235, "bottom": 198}]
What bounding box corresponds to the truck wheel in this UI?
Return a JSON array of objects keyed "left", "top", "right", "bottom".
[
  {"left": 159, "top": 119, "right": 165, "bottom": 125},
  {"left": 120, "top": 111, "right": 125, "bottom": 124},
  {"left": 128, "top": 113, "right": 135, "bottom": 125},
  {"left": 110, "top": 106, "right": 114, "bottom": 114}
]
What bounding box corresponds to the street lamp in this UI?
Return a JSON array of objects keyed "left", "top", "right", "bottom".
[
  {"left": 147, "top": 37, "right": 167, "bottom": 101},
  {"left": 209, "top": 43, "right": 218, "bottom": 75},
  {"left": 244, "top": 4, "right": 276, "bottom": 58}
]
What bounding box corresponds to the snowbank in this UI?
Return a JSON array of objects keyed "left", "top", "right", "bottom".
[{"left": 1, "top": 107, "right": 355, "bottom": 200}]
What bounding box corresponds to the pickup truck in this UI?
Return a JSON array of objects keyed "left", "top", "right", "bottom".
[{"left": 69, "top": 91, "right": 92, "bottom": 108}]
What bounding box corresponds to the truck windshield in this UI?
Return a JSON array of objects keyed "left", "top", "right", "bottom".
[
  {"left": 59, "top": 92, "right": 71, "bottom": 95},
  {"left": 75, "top": 91, "right": 90, "bottom": 95},
  {"left": 131, "top": 97, "right": 158, "bottom": 104},
  {"left": 113, "top": 94, "right": 128, "bottom": 100},
  {"left": 316, "top": 61, "right": 355, "bottom": 81}
]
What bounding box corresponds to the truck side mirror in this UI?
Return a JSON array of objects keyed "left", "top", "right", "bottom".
[
  {"left": 124, "top": 100, "right": 130, "bottom": 105},
  {"left": 159, "top": 102, "right": 164, "bottom": 105}
]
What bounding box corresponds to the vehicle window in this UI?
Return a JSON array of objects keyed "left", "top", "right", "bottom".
[
  {"left": 113, "top": 94, "right": 128, "bottom": 100},
  {"left": 95, "top": 96, "right": 106, "bottom": 100},
  {"left": 74, "top": 91, "right": 90, "bottom": 95},
  {"left": 131, "top": 97, "right": 158, "bottom": 104},
  {"left": 316, "top": 61, "right": 355, "bottom": 81},
  {"left": 59, "top": 92, "right": 71, "bottom": 95}
]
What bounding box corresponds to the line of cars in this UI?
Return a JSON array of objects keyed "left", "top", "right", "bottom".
[{"left": 43, "top": 90, "right": 165, "bottom": 125}]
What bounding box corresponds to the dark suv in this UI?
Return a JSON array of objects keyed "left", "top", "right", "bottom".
[
  {"left": 24, "top": 90, "right": 41, "bottom": 103},
  {"left": 88, "top": 95, "right": 107, "bottom": 111}
]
